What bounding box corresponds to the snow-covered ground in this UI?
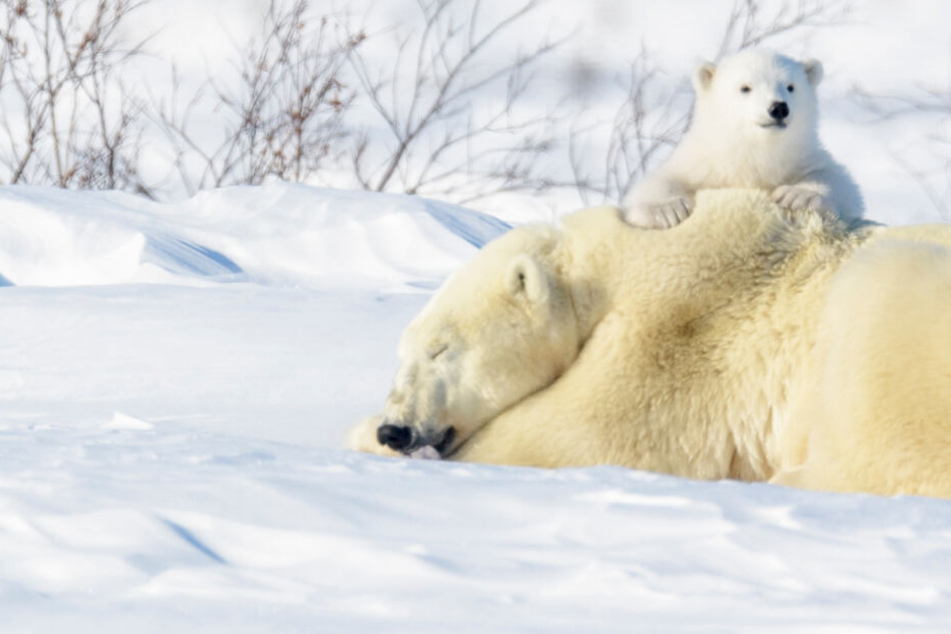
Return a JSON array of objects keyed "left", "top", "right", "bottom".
[{"left": 3, "top": 183, "right": 951, "bottom": 632}]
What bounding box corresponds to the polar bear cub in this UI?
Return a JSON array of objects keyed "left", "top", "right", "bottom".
[{"left": 623, "top": 50, "right": 863, "bottom": 229}]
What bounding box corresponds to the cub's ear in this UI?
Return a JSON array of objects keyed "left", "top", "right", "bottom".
[
  {"left": 505, "top": 254, "right": 551, "bottom": 305},
  {"left": 802, "top": 58, "right": 823, "bottom": 87},
  {"left": 693, "top": 61, "right": 716, "bottom": 92}
]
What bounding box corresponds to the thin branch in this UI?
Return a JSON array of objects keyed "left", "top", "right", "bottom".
[{"left": 344, "top": 0, "right": 565, "bottom": 205}]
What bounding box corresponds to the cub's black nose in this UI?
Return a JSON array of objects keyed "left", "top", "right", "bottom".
[
  {"left": 377, "top": 424, "right": 413, "bottom": 451},
  {"left": 768, "top": 101, "right": 789, "bottom": 121}
]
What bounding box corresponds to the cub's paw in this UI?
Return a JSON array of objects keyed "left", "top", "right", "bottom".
[
  {"left": 347, "top": 414, "right": 402, "bottom": 458},
  {"left": 622, "top": 197, "right": 694, "bottom": 230},
  {"left": 772, "top": 185, "right": 832, "bottom": 217}
]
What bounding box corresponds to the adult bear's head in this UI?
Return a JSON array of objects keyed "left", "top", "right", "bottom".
[{"left": 374, "top": 223, "right": 583, "bottom": 456}]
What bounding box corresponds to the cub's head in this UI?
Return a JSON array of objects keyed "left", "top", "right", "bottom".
[
  {"left": 374, "top": 225, "right": 582, "bottom": 457},
  {"left": 692, "top": 49, "right": 822, "bottom": 140}
]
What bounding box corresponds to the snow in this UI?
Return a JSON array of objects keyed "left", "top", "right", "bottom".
[
  {"left": 6, "top": 434, "right": 951, "bottom": 633},
  {"left": 2, "top": 182, "right": 951, "bottom": 632},
  {"left": 0, "top": 184, "right": 507, "bottom": 290}
]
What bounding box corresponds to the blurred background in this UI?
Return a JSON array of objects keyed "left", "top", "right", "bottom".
[{"left": 0, "top": 0, "right": 948, "bottom": 225}]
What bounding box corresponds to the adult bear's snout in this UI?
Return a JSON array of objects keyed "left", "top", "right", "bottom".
[
  {"left": 768, "top": 101, "right": 789, "bottom": 122},
  {"left": 377, "top": 423, "right": 414, "bottom": 451}
]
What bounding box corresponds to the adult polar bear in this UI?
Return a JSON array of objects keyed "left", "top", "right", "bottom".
[{"left": 349, "top": 190, "right": 951, "bottom": 498}]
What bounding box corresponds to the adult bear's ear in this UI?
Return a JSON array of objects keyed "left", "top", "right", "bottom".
[
  {"left": 505, "top": 254, "right": 550, "bottom": 305},
  {"left": 693, "top": 61, "right": 716, "bottom": 92},
  {"left": 802, "top": 58, "right": 823, "bottom": 87}
]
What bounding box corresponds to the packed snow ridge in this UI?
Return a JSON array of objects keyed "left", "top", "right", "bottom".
[{"left": 0, "top": 183, "right": 509, "bottom": 290}]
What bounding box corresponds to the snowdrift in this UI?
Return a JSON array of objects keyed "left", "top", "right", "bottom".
[{"left": 0, "top": 184, "right": 509, "bottom": 290}]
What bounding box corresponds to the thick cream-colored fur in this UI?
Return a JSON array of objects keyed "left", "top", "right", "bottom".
[
  {"left": 774, "top": 239, "right": 951, "bottom": 497},
  {"left": 351, "top": 189, "right": 951, "bottom": 498}
]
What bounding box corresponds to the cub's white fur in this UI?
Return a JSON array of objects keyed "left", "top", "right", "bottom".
[{"left": 623, "top": 50, "right": 863, "bottom": 229}]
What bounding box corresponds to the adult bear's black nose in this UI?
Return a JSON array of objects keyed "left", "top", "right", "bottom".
[
  {"left": 377, "top": 423, "right": 413, "bottom": 451},
  {"left": 768, "top": 101, "right": 789, "bottom": 121}
]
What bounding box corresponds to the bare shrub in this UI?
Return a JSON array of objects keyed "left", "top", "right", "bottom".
[
  {"left": 0, "top": 0, "right": 150, "bottom": 191},
  {"left": 852, "top": 82, "right": 951, "bottom": 219},
  {"left": 153, "top": 0, "right": 356, "bottom": 196},
  {"left": 343, "top": 0, "right": 565, "bottom": 206},
  {"left": 567, "top": 48, "right": 689, "bottom": 207},
  {"left": 714, "top": 0, "right": 854, "bottom": 60}
]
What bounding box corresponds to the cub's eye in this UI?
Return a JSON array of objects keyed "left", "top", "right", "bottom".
[
  {"left": 740, "top": 85, "right": 751, "bottom": 93},
  {"left": 787, "top": 84, "right": 795, "bottom": 92},
  {"left": 428, "top": 344, "right": 449, "bottom": 360}
]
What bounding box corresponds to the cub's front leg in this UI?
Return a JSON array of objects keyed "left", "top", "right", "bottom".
[
  {"left": 773, "top": 157, "right": 864, "bottom": 223},
  {"left": 622, "top": 173, "right": 695, "bottom": 230},
  {"left": 771, "top": 180, "right": 834, "bottom": 217}
]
